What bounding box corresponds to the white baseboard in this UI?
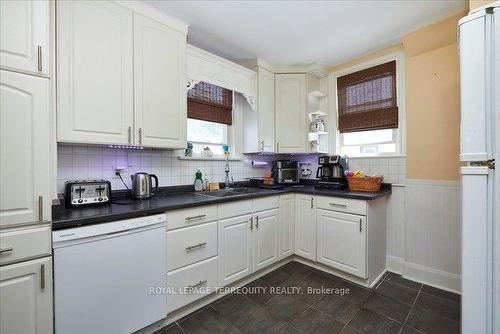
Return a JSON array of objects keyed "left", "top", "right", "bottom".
[{"left": 386, "top": 255, "right": 461, "bottom": 294}]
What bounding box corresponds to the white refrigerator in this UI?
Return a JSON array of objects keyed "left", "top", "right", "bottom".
[{"left": 458, "top": 4, "right": 499, "bottom": 334}]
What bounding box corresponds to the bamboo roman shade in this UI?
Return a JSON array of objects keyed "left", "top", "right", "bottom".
[
  {"left": 187, "top": 81, "right": 233, "bottom": 125},
  {"left": 337, "top": 60, "right": 398, "bottom": 133}
]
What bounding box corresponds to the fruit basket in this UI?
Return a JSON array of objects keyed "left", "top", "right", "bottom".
[{"left": 347, "top": 176, "right": 383, "bottom": 192}]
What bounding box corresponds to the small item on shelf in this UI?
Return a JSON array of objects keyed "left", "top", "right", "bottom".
[
  {"left": 263, "top": 170, "right": 274, "bottom": 185},
  {"left": 222, "top": 144, "right": 230, "bottom": 157},
  {"left": 194, "top": 170, "right": 203, "bottom": 191},
  {"left": 310, "top": 122, "right": 318, "bottom": 132},
  {"left": 185, "top": 142, "right": 193, "bottom": 157},
  {"left": 201, "top": 146, "right": 213, "bottom": 158},
  {"left": 203, "top": 176, "right": 209, "bottom": 191},
  {"left": 318, "top": 119, "right": 325, "bottom": 132}
]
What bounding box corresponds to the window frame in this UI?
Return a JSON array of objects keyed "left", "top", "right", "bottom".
[{"left": 329, "top": 50, "right": 406, "bottom": 157}]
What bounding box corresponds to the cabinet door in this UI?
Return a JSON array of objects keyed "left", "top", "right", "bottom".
[
  {"left": 0, "top": 257, "right": 53, "bottom": 334},
  {"left": 316, "top": 209, "right": 367, "bottom": 278},
  {"left": 57, "top": 0, "right": 134, "bottom": 145},
  {"left": 0, "top": 0, "right": 49, "bottom": 76},
  {"left": 218, "top": 214, "right": 252, "bottom": 286},
  {"left": 275, "top": 73, "right": 307, "bottom": 153},
  {"left": 134, "top": 13, "right": 187, "bottom": 149},
  {"left": 253, "top": 209, "right": 279, "bottom": 271},
  {"left": 279, "top": 194, "right": 295, "bottom": 259},
  {"left": 258, "top": 67, "right": 275, "bottom": 152},
  {"left": 294, "top": 194, "right": 316, "bottom": 261},
  {"left": 0, "top": 70, "right": 50, "bottom": 226}
]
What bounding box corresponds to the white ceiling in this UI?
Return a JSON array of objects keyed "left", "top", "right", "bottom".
[{"left": 144, "top": 0, "right": 466, "bottom": 67}]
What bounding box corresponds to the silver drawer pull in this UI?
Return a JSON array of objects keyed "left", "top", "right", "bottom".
[
  {"left": 185, "top": 242, "right": 207, "bottom": 251},
  {"left": 0, "top": 247, "right": 13, "bottom": 254},
  {"left": 187, "top": 280, "right": 207, "bottom": 291},
  {"left": 40, "top": 264, "right": 45, "bottom": 290},
  {"left": 329, "top": 203, "right": 347, "bottom": 208},
  {"left": 185, "top": 214, "right": 207, "bottom": 221}
]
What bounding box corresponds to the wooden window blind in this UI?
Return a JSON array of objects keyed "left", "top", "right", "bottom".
[
  {"left": 337, "top": 60, "right": 398, "bottom": 133},
  {"left": 187, "top": 81, "right": 233, "bottom": 125}
]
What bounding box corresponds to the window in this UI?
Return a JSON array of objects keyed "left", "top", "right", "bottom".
[
  {"left": 187, "top": 81, "right": 233, "bottom": 156},
  {"left": 187, "top": 118, "right": 227, "bottom": 155},
  {"left": 335, "top": 56, "right": 403, "bottom": 156}
]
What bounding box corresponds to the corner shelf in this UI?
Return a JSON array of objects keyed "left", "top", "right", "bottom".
[{"left": 309, "top": 90, "right": 327, "bottom": 98}]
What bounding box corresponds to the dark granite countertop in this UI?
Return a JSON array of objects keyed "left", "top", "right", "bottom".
[{"left": 52, "top": 183, "right": 391, "bottom": 230}]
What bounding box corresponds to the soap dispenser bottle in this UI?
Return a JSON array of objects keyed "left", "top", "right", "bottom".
[{"left": 194, "top": 170, "right": 203, "bottom": 192}]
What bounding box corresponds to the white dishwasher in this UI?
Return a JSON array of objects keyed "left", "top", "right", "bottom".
[{"left": 53, "top": 214, "right": 167, "bottom": 334}]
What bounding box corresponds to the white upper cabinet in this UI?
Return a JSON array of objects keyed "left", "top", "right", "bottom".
[
  {"left": 0, "top": 0, "right": 49, "bottom": 76},
  {"left": 57, "top": 0, "right": 134, "bottom": 145},
  {"left": 275, "top": 73, "right": 307, "bottom": 153},
  {"left": 0, "top": 70, "right": 51, "bottom": 227},
  {"left": 57, "top": 1, "right": 188, "bottom": 148},
  {"left": 134, "top": 13, "right": 186, "bottom": 149},
  {"left": 257, "top": 67, "right": 275, "bottom": 152}
]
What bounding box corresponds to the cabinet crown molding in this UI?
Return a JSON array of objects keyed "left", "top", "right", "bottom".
[{"left": 114, "top": 0, "right": 189, "bottom": 35}]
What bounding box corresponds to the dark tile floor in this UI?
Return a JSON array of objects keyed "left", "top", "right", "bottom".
[{"left": 158, "top": 261, "right": 461, "bottom": 334}]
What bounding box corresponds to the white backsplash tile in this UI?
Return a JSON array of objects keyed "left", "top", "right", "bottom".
[{"left": 56, "top": 144, "right": 267, "bottom": 193}]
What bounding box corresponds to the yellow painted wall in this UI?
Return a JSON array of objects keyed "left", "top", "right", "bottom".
[
  {"left": 469, "top": 0, "right": 495, "bottom": 11},
  {"left": 329, "top": 12, "right": 466, "bottom": 180}
]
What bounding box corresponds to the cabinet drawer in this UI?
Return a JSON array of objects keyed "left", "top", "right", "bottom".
[
  {"left": 218, "top": 200, "right": 252, "bottom": 219},
  {"left": 166, "top": 205, "right": 217, "bottom": 230},
  {"left": 167, "top": 222, "right": 217, "bottom": 271},
  {"left": 167, "top": 257, "right": 218, "bottom": 313},
  {"left": 253, "top": 196, "right": 279, "bottom": 212},
  {"left": 316, "top": 196, "right": 366, "bottom": 215},
  {"left": 0, "top": 225, "right": 51, "bottom": 265}
]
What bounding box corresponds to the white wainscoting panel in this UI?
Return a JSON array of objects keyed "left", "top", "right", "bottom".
[
  {"left": 386, "top": 185, "right": 406, "bottom": 260},
  {"left": 403, "top": 179, "right": 461, "bottom": 292}
]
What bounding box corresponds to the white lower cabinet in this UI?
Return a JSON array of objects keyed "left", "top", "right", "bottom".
[
  {"left": 294, "top": 194, "right": 316, "bottom": 261},
  {"left": 166, "top": 257, "right": 218, "bottom": 314},
  {"left": 0, "top": 256, "right": 53, "bottom": 334},
  {"left": 316, "top": 209, "right": 367, "bottom": 278},
  {"left": 279, "top": 194, "right": 295, "bottom": 259},
  {"left": 218, "top": 214, "right": 253, "bottom": 286},
  {"left": 253, "top": 209, "right": 279, "bottom": 271},
  {"left": 218, "top": 197, "right": 280, "bottom": 287}
]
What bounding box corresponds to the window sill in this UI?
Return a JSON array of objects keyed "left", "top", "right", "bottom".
[
  {"left": 347, "top": 154, "right": 406, "bottom": 159},
  {"left": 177, "top": 155, "right": 243, "bottom": 161}
]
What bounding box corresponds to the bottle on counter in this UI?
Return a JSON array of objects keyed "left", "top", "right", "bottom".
[{"left": 194, "top": 170, "right": 203, "bottom": 191}]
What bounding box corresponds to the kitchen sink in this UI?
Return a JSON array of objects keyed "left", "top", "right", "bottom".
[{"left": 204, "top": 187, "right": 266, "bottom": 197}]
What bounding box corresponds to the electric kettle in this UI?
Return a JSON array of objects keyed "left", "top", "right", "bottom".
[{"left": 130, "top": 172, "right": 158, "bottom": 199}]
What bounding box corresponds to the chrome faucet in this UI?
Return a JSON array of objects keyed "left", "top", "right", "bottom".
[{"left": 224, "top": 158, "right": 234, "bottom": 190}]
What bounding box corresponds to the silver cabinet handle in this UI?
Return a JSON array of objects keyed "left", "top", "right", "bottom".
[
  {"left": 40, "top": 264, "right": 45, "bottom": 290},
  {"left": 260, "top": 140, "right": 264, "bottom": 151},
  {"left": 37, "top": 45, "right": 42, "bottom": 71},
  {"left": 249, "top": 216, "right": 254, "bottom": 230},
  {"left": 187, "top": 280, "right": 207, "bottom": 291},
  {"left": 0, "top": 247, "right": 13, "bottom": 254},
  {"left": 185, "top": 214, "right": 206, "bottom": 221},
  {"left": 329, "top": 203, "right": 347, "bottom": 208},
  {"left": 185, "top": 242, "right": 207, "bottom": 251},
  {"left": 138, "top": 128, "right": 143, "bottom": 145},
  {"left": 38, "top": 196, "right": 43, "bottom": 222},
  {"left": 311, "top": 197, "right": 314, "bottom": 209},
  {"left": 128, "top": 126, "right": 132, "bottom": 144},
  {"left": 276, "top": 142, "right": 279, "bottom": 152},
  {"left": 255, "top": 215, "right": 259, "bottom": 229},
  {"left": 359, "top": 218, "right": 363, "bottom": 233}
]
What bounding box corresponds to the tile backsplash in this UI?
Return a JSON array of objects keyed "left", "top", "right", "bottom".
[
  {"left": 56, "top": 144, "right": 267, "bottom": 193},
  {"left": 57, "top": 144, "right": 406, "bottom": 193}
]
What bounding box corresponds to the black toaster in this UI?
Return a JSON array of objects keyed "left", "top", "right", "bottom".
[{"left": 65, "top": 180, "right": 112, "bottom": 208}]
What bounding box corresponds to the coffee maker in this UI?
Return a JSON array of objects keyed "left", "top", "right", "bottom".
[{"left": 315, "top": 155, "right": 349, "bottom": 190}]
